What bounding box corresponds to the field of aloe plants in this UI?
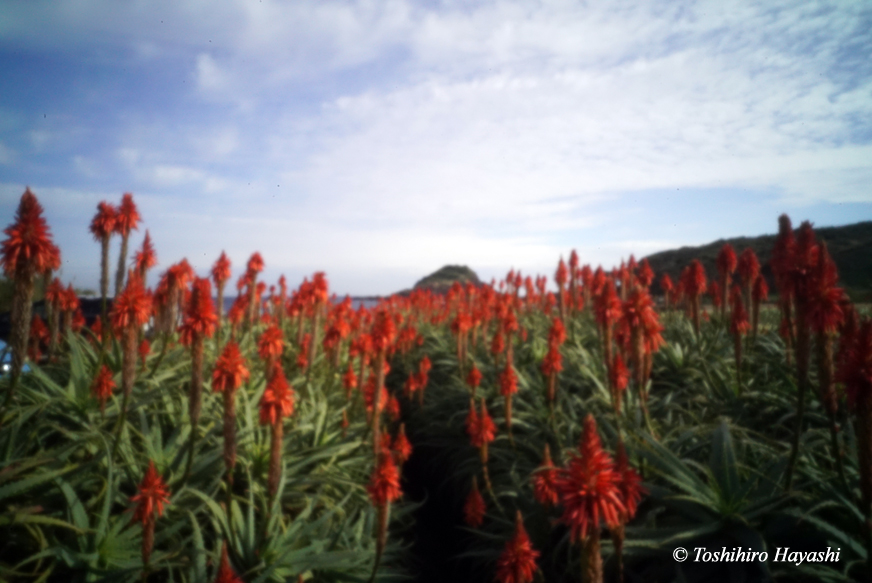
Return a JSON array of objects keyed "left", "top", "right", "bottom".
[{"left": 1, "top": 189, "right": 870, "bottom": 583}]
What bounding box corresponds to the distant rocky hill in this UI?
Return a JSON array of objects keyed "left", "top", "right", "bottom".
[
  {"left": 396, "top": 265, "right": 481, "bottom": 296},
  {"left": 644, "top": 220, "right": 872, "bottom": 301}
]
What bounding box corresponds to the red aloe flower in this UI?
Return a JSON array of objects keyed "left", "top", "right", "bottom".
[
  {"left": 466, "top": 398, "right": 480, "bottom": 443},
  {"left": 367, "top": 451, "right": 403, "bottom": 507},
  {"left": 556, "top": 415, "right": 624, "bottom": 542},
  {"left": 470, "top": 396, "right": 497, "bottom": 447},
  {"left": 212, "top": 341, "right": 249, "bottom": 478},
  {"left": 730, "top": 286, "right": 750, "bottom": 337},
  {"left": 2, "top": 189, "right": 60, "bottom": 277},
  {"left": 751, "top": 275, "right": 768, "bottom": 338},
  {"left": 257, "top": 324, "right": 284, "bottom": 366},
  {"left": 111, "top": 272, "right": 152, "bottom": 429},
  {"left": 342, "top": 362, "right": 358, "bottom": 399},
  {"left": 532, "top": 443, "right": 559, "bottom": 508},
  {"left": 211, "top": 251, "right": 232, "bottom": 327},
  {"left": 614, "top": 442, "right": 645, "bottom": 522},
  {"left": 133, "top": 230, "right": 157, "bottom": 283},
  {"left": 463, "top": 477, "right": 486, "bottom": 528},
  {"left": 660, "top": 273, "right": 674, "bottom": 310},
  {"left": 495, "top": 511, "right": 540, "bottom": 583},
  {"left": 260, "top": 364, "right": 295, "bottom": 498},
  {"left": 2, "top": 190, "right": 60, "bottom": 399},
  {"left": 111, "top": 273, "right": 152, "bottom": 333},
  {"left": 130, "top": 460, "right": 170, "bottom": 569},
  {"left": 716, "top": 243, "right": 737, "bottom": 318},
  {"left": 179, "top": 278, "right": 217, "bottom": 345},
  {"left": 499, "top": 362, "right": 518, "bottom": 397},
  {"left": 392, "top": 423, "right": 412, "bottom": 465},
  {"left": 131, "top": 460, "right": 170, "bottom": 525},
  {"left": 246, "top": 252, "right": 264, "bottom": 275},
  {"left": 214, "top": 543, "right": 243, "bottom": 583},
  {"left": 636, "top": 258, "right": 654, "bottom": 289},
  {"left": 115, "top": 193, "right": 141, "bottom": 238},
  {"left": 259, "top": 364, "right": 295, "bottom": 426},
  {"left": 370, "top": 308, "right": 397, "bottom": 455},
  {"left": 681, "top": 260, "right": 707, "bottom": 336},
  {"left": 28, "top": 315, "right": 48, "bottom": 361},
  {"left": 466, "top": 364, "right": 482, "bottom": 397},
  {"left": 806, "top": 242, "right": 845, "bottom": 336},
  {"left": 113, "top": 193, "right": 141, "bottom": 296},
  {"left": 138, "top": 338, "right": 150, "bottom": 367},
  {"left": 89, "top": 201, "right": 117, "bottom": 241},
  {"left": 212, "top": 341, "right": 250, "bottom": 394},
  {"left": 609, "top": 353, "right": 629, "bottom": 412},
  {"left": 179, "top": 277, "right": 218, "bottom": 477},
  {"left": 90, "top": 365, "right": 116, "bottom": 413}
]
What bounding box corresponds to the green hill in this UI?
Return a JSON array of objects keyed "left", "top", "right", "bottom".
[
  {"left": 644, "top": 220, "right": 872, "bottom": 301},
  {"left": 406, "top": 265, "right": 481, "bottom": 295}
]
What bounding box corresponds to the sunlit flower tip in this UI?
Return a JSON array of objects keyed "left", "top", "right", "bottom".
[
  {"left": 392, "top": 424, "right": 412, "bottom": 464},
  {"left": 246, "top": 252, "right": 264, "bottom": 275},
  {"left": 258, "top": 365, "right": 295, "bottom": 425},
  {"left": 466, "top": 365, "right": 482, "bottom": 389},
  {"left": 463, "top": 478, "right": 486, "bottom": 528},
  {"left": 532, "top": 444, "right": 559, "bottom": 508},
  {"left": 212, "top": 341, "right": 250, "bottom": 394},
  {"left": 214, "top": 542, "right": 244, "bottom": 583},
  {"left": 2, "top": 188, "right": 61, "bottom": 276},
  {"left": 89, "top": 201, "right": 117, "bottom": 240},
  {"left": 113, "top": 193, "right": 141, "bottom": 236},
  {"left": 615, "top": 442, "right": 645, "bottom": 522},
  {"left": 111, "top": 272, "right": 152, "bottom": 332},
  {"left": 257, "top": 324, "right": 284, "bottom": 362},
  {"left": 495, "top": 511, "right": 539, "bottom": 583},
  {"left": 130, "top": 460, "right": 170, "bottom": 525},
  {"left": 179, "top": 277, "right": 218, "bottom": 344},
  {"left": 556, "top": 414, "right": 624, "bottom": 542},
  {"left": 211, "top": 251, "right": 232, "bottom": 287},
  {"left": 367, "top": 451, "right": 402, "bottom": 507}
]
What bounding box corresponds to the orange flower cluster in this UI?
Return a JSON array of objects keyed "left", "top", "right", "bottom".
[
  {"left": 258, "top": 365, "right": 295, "bottom": 426},
  {"left": 212, "top": 342, "right": 250, "bottom": 394},
  {"left": 495, "top": 512, "right": 539, "bottom": 583}
]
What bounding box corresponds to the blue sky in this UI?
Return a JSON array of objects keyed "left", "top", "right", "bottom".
[{"left": 1, "top": 0, "right": 871, "bottom": 296}]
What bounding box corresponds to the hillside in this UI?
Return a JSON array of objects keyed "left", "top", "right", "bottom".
[
  {"left": 395, "top": 265, "right": 481, "bottom": 296},
  {"left": 644, "top": 220, "right": 872, "bottom": 300}
]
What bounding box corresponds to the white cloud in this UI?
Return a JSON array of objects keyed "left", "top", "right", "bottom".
[{"left": 2, "top": 0, "right": 870, "bottom": 294}]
